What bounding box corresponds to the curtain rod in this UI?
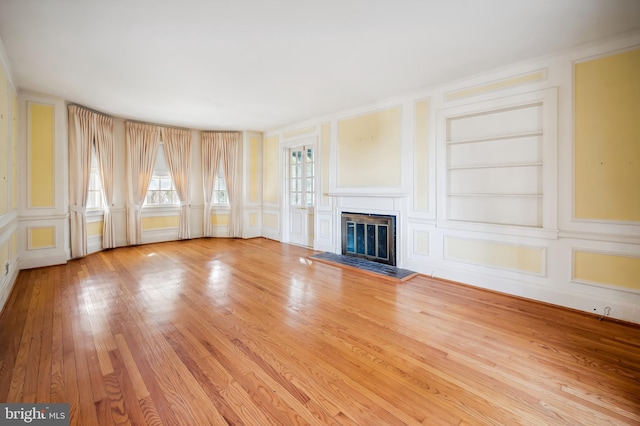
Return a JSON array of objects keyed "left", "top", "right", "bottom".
[
  {"left": 124, "top": 119, "right": 193, "bottom": 132},
  {"left": 126, "top": 120, "right": 242, "bottom": 133},
  {"left": 70, "top": 103, "right": 243, "bottom": 134},
  {"left": 67, "top": 102, "right": 112, "bottom": 119}
]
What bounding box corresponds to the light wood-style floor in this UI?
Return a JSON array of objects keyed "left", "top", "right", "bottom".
[{"left": 0, "top": 238, "right": 639, "bottom": 425}]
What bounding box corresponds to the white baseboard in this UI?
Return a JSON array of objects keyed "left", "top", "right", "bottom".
[
  {"left": 405, "top": 258, "right": 640, "bottom": 325},
  {"left": 88, "top": 236, "right": 103, "bottom": 254},
  {"left": 0, "top": 261, "right": 20, "bottom": 316},
  {"left": 242, "top": 229, "right": 262, "bottom": 239},
  {"left": 19, "top": 253, "right": 67, "bottom": 270},
  {"left": 142, "top": 228, "right": 178, "bottom": 244},
  {"left": 261, "top": 228, "right": 280, "bottom": 241},
  {"left": 314, "top": 242, "right": 336, "bottom": 253}
]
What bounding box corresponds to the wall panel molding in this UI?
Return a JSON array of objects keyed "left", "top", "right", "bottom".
[
  {"left": 444, "top": 69, "right": 548, "bottom": 102},
  {"left": 283, "top": 125, "right": 316, "bottom": 140},
  {"left": 572, "top": 248, "right": 640, "bottom": 293},
  {"left": 444, "top": 236, "right": 546, "bottom": 277},
  {"left": 27, "top": 102, "right": 56, "bottom": 209},
  {"left": 27, "top": 225, "right": 56, "bottom": 250}
]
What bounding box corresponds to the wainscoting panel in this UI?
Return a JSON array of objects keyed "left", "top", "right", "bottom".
[
  {"left": 313, "top": 209, "right": 333, "bottom": 252},
  {"left": 413, "top": 229, "right": 430, "bottom": 257},
  {"left": 444, "top": 236, "right": 546, "bottom": 276},
  {"left": 243, "top": 207, "right": 262, "bottom": 239},
  {"left": 19, "top": 217, "right": 67, "bottom": 269},
  {"left": 573, "top": 249, "right": 640, "bottom": 292},
  {"left": 262, "top": 210, "right": 280, "bottom": 241}
]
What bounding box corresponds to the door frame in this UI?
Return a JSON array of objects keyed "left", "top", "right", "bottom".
[{"left": 280, "top": 136, "right": 318, "bottom": 247}]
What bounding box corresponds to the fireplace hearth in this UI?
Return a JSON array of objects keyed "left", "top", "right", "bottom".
[{"left": 341, "top": 212, "right": 396, "bottom": 266}]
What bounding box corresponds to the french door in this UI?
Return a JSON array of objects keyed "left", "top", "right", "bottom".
[{"left": 288, "top": 145, "right": 315, "bottom": 247}]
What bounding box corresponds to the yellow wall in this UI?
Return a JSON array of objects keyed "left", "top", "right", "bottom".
[
  {"left": 320, "top": 122, "right": 330, "bottom": 206},
  {"left": 29, "top": 103, "right": 55, "bottom": 208},
  {"left": 263, "top": 135, "right": 279, "bottom": 204},
  {"left": 29, "top": 226, "right": 55, "bottom": 249},
  {"left": 211, "top": 214, "right": 229, "bottom": 226},
  {"left": 337, "top": 106, "right": 402, "bottom": 188},
  {"left": 574, "top": 48, "right": 640, "bottom": 221},
  {"left": 445, "top": 70, "right": 546, "bottom": 102},
  {"left": 263, "top": 213, "right": 278, "bottom": 229},
  {"left": 445, "top": 237, "right": 544, "bottom": 275},
  {"left": 11, "top": 93, "right": 17, "bottom": 210},
  {"left": 574, "top": 251, "right": 640, "bottom": 290},
  {"left": 87, "top": 221, "right": 104, "bottom": 237},
  {"left": 248, "top": 136, "right": 259, "bottom": 203},
  {"left": 249, "top": 212, "right": 258, "bottom": 227},
  {"left": 414, "top": 99, "right": 429, "bottom": 211},
  {"left": 141, "top": 216, "right": 178, "bottom": 230},
  {"left": 0, "top": 63, "right": 8, "bottom": 215},
  {"left": 283, "top": 126, "right": 315, "bottom": 139}
]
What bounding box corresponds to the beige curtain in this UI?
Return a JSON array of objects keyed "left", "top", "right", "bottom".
[
  {"left": 162, "top": 127, "right": 192, "bottom": 239},
  {"left": 201, "top": 132, "right": 221, "bottom": 237},
  {"left": 94, "top": 114, "right": 115, "bottom": 249},
  {"left": 126, "top": 122, "right": 159, "bottom": 245},
  {"left": 220, "top": 132, "right": 240, "bottom": 237},
  {"left": 68, "top": 105, "right": 94, "bottom": 258},
  {"left": 201, "top": 132, "right": 239, "bottom": 237}
]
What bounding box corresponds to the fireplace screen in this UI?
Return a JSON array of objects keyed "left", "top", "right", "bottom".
[{"left": 341, "top": 212, "right": 396, "bottom": 266}]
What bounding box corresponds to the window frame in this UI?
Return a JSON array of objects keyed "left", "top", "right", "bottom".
[
  {"left": 212, "top": 162, "right": 229, "bottom": 206},
  {"left": 144, "top": 175, "right": 180, "bottom": 207},
  {"left": 86, "top": 145, "right": 104, "bottom": 211},
  {"left": 143, "top": 142, "right": 180, "bottom": 210}
]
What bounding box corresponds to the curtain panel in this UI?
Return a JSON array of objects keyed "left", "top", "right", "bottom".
[
  {"left": 201, "top": 132, "right": 220, "bottom": 237},
  {"left": 162, "top": 127, "right": 192, "bottom": 239},
  {"left": 68, "top": 105, "right": 94, "bottom": 258},
  {"left": 201, "top": 132, "right": 240, "bottom": 237},
  {"left": 220, "top": 132, "right": 240, "bottom": 237},
  {"left": 94, "top": 114, "right": 115, "bottom": 249},
  {"left": 126, "top": 122, "right": 159, "bottom": 245}
]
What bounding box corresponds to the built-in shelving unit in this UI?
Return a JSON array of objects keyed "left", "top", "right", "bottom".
[{"left": 445, "top": 103, "right": 544, "bottom": 227}]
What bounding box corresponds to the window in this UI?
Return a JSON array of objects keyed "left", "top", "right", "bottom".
[
  {"left": 213, "top": 162, "right": 229, "bottom": 205},
  {"left": 145, "top": 143, "right": 179, "bottom": 206},
  {"left": 146, "top": 176, "right": 179, "bottom": 205},
  {"left": 87, "top": 146, "right": 103, "bottom": 210},
  {"left": 289, "top": 146, "right": 314, "bottom": 207}
]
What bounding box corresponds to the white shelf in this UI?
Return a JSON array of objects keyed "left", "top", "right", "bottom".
[
  {"left": 447, "top": 162, "right": 542, "bottom": 170},
  {"left": 446, "top": 131, "right": 542, "bottom": 146},
  {"left": 447, "top": 193, "right": 542, "bottom": 198}
]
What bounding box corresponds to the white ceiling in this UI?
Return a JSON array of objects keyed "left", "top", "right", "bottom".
[{"left": 1, "top": 1, "right": 639, "bottom": 131}]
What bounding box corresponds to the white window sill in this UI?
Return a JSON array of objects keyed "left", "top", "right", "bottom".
[
  {"left": 210, "top": 205, "right": 231, "bottom": 211},
  {"left": 142, "top": 205, "right": 181, "bottom": 216},
  {"left": 86, "top": 209, "right": 104, "bottom": 221}
]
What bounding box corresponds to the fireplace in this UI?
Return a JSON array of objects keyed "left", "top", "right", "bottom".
[{"left": 341, "top": 212, "right": 396, "bottom": 266}]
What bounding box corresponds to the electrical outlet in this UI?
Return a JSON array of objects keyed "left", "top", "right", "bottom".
[{"left": 594, "top": 306, "right": 612, "bottom": 320}]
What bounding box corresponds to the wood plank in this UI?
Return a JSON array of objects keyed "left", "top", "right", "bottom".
[
  {"left": 0, "top": 238, "right": 638, "bottom": 425},
  {"left": 5, "top": 271, "right": 42, "bottom": 402}
]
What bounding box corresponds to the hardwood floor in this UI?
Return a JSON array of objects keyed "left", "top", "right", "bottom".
[{"left": 0, "top": 237, "right": 639, "bottom": 425}]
